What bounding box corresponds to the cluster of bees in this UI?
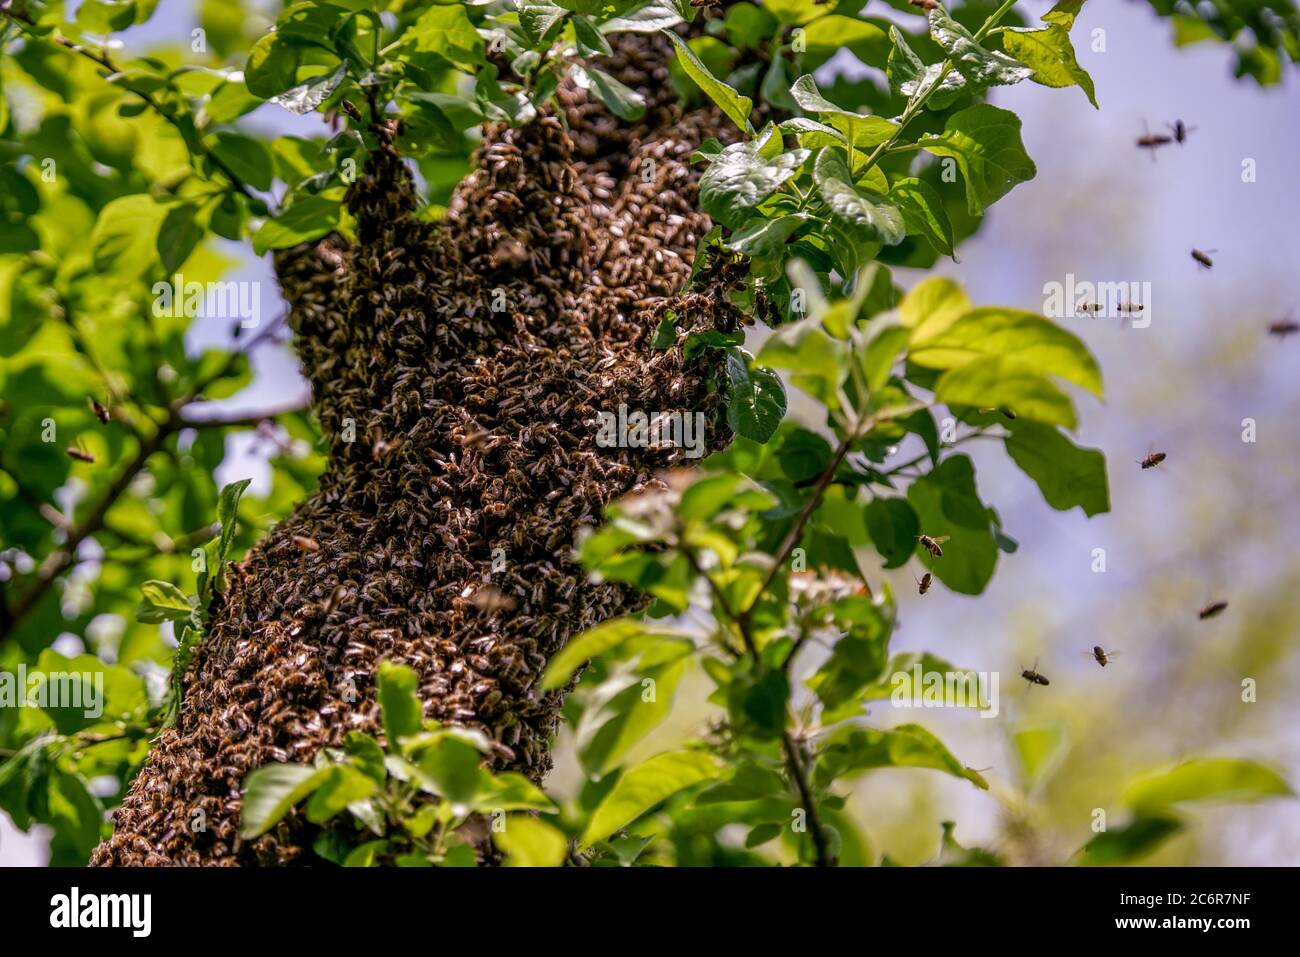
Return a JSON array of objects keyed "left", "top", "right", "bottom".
[{"left": 92, "top": 31, "right": 750, "bottom": 866}]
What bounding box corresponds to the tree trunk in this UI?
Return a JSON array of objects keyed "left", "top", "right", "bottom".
[{"left": 91, "top": 33, "right": 738, "bottom": 865}]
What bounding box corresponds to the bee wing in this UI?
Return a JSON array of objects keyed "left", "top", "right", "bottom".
[{"left": 931, "top": 536, "right": 950, "bottom": 545}]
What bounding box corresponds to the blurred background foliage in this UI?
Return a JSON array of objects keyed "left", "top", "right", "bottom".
[{"left": 2, "top": 0, "right": 1298, "bottom": 864}]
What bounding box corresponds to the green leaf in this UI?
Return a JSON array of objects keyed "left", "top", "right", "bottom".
[
  {"left": 725, "top": 348, "right": 787, "bottom": 443},
  {"left": 887, "top": 177, "right": 954, "bottom": 257},
  {"left": 1122, "top": 759, "right": 1293, "bottom": 811},
  {"left": 91, "top": 194, "right": 168, "bottom": 280},
  {"left": 728, "top": 213, "right": 807, "bottom": 258},
  {"left": 812, "top": 149, "right": 905, "bottom": 246},
  {"left": 1004, "top": 420, "right": 1109, "bottom": 516},
  {"left": 157, "top": 202, "right": 204, "bottom": 273},
  {"left": 136, "top": 579, "right": 195, "bottom": 625},
  {"left": 909, "top": 306, "right": 1102, "bottom": 396},
  {"left": 899, "top": 276, "right": 971, "bottom": 342},
  {"left": 252, "top": 195, "right": 341, "bottom": 255},
  {"left": 698, "top": 141, "right": 807, "bottom": 229},
  {"left": 663, "top": 29, "right": 753, "bottom": 133},
  {"left": 935, "top": 356, "right": 1076, "bottom": 429},
  {"left": 863, "top": 496, "right": 920, "bottom": 569},
  {"left": 401, "top": 4, "right": 487, "bottom": 71},
  {"left": 240, "top": 763, "right": 328, "bottom": 837},
  {"left": 929, "top": 7, "right": 1033, "bottom": 91},
  {"left": 570, "top": 64, "right": 645, "bottom": 121},
  {"left": 1078, "top": 814, "right": 1184, "bottom": 865},
  {"left": 519, "top": 3, "right": 569, "bottom": 46},
  {"left": 269, "top": 63, "right": 346, "bottom": 115},
  {"left": 577, "top": 643, "right": 691, "bottom": 776},
  {"left": 1011, "top": 724, "right": 1067, "bottom": 786},
  {"left": 806, "top": 595, "right": 893, "bottom": 711},
  {"left": 888, "top": 27, "right": 967, "bottom": 109},
  {"left": 814, "top": 724, "right": 988, "bottom": 789},
  {"left": 602, "top": 3, "right": 682, "bottom": 34},
  {"left": 1000, "top": 25, "right": 1098, "bottom": 107},
  {"left": 582, "top": 750, "right": 720, "bottom": 844},
  {"left": 214, "top": 478, "right": 251, "bottom": 570},
  {"left": 543, "top": 617, "right": 685, "bottom": 691},
  {"left": 305, "top": 765, "right": 379, "bottom": 823},
  {"left": 799, "top": 16, "right": 890, "bottom": 68},
  {"left": 210, "top": 131, "right": 274, "bottom": 192},
  {"left": 377, "top": 661, "right": 424, "bottom": 746},
  {"left": 475, "top": 772, "right": 556, "bottom": 812},
  {"left": 764, "top": 0, "right": 830, "bottom": 26},
  {"left": 418, "top": 737, "right": 484, "bottom": 804},
  {"left": 919, "top": 105, "right": 1037, "bottom": 215},
  {"left": 573, "top": 15, "right": 614, "bottom": 56},
  {"left": 1042, "top": 0, "right": 1087, "bottom": 32},
  {"left": 906, "top": 454, "right": 997, "bottom": 595},
  {"left": 755, "top": 312, "right": 849, "bottom": 407},
  {"left": 789, "top": 75, "right": 898, "bottom": 149},
  {"left": 495, "top": 816, "right": 568, "bottom": 866}
]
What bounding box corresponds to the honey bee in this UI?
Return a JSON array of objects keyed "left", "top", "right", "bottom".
[
  {"left": 1020, "top": 659, "right": 1050, "bottom": 687},
  {"left": 1198, "top": 600, "right": 1228, "bottom": 620},
  {"left": 1167, "top": 119, "right": 1196, "bottom": 144},
  {"left": 1083, "top": 645, "right": 1120, "bottom": 667},
  {"left": 90, "top": 398, "right": 110, "bottom": 424},
  {"left": 1136, "top": 121, "right": 1172, "bottom": 160},
  {"left": 292, "top": 535, "right": 320, "bottom": 552},
  {"left": 1267, "top": 317, "right": 1298, "bottom": 338},
  {"left": 1077, "top": 301, "right": 1105, "bottom": 316},
  {"left": 1139, "top": 450, "right": 1167, "bottom": 470},
  {"left": 915, "top": 572, "right": 932, "bottom": 595},
  {"left": 909, "top": 0, "right": 939, "bottom": 9},
  {"left": 1191, "top": 248, "right": 1216, "bottom": 270},
  {"left": 1117, "top": 302, "right": 1144, "bottom": 314},
  {"left": 916, "top": 534, "right": 949, "bottom": 558},
  {"left": 67, "top": 446, "right": 95, "bottom": 463}
]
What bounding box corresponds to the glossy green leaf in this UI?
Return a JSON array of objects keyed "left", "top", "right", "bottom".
[
  {"left": 1005, "top": 420, "right": 1109, "bottom": 516},
  {"left": 583, "top": 750, "right": 721, "bottom": 844},
  {"left": 1123, "top": 759, "right": 1293, "bottom": 810},
  {"left": 240, "top": 763, "right": 328, "bottom": 837},
  {"left": 919, "top": 105, "right": 1037, "bottom": 215},
  {"left": 664, "top": 29, "right": 753, "bottom": 132}
]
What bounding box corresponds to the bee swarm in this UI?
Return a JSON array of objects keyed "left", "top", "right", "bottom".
[{"left": 92, "top": 33, "right": 741, "bottom": 866}]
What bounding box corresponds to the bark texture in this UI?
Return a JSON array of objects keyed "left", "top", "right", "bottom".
[{"left": 91, "top": 33, "right": 741, "bottom": 865}]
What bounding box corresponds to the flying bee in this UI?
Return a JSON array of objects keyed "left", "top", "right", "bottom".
[
  {"left": 90, "top": 398, "right": 110, "bottom": 424},
  {"left": 66, "top": 446, "right": 95, "bottom": 463},
  {"left": 1267, "top": 316, "right": 1298, "bottom": 338},
  {"left": 1191, "top": 248, "right": 1216, "bottom": 269},
  {"left": 292, "top": 535, "right": 320, "bottom": 552},
  {"left": 1198, "top": 600, "right": 1228, "bottom": 620},
  {"left": 1083, "top": 645, "right": 1121, "bottom": 667},
  {"left": 1077, "top": 301, "right": 1105, "bottom": 316},
  {"left": 1139, "top": 450, "right": 1167, "bottom": 470},
  {"left": 1117, "top": 302, "right": 1144, "bottom": 314},
  {"left": 915, "top": 572, "right": 932, "bottom": 595},
  {"left": 1020, "top": 658, "right": 1050, "bottom": 687},
  {"left": 916, "top": 534, "right": 949, "bottom": 558},
  {"left": 1167, "top": 119, "right": 1196, "bottom": 144},
  {"left": 1136, "top": 120, "right": 1172, "bottom": 161}
]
